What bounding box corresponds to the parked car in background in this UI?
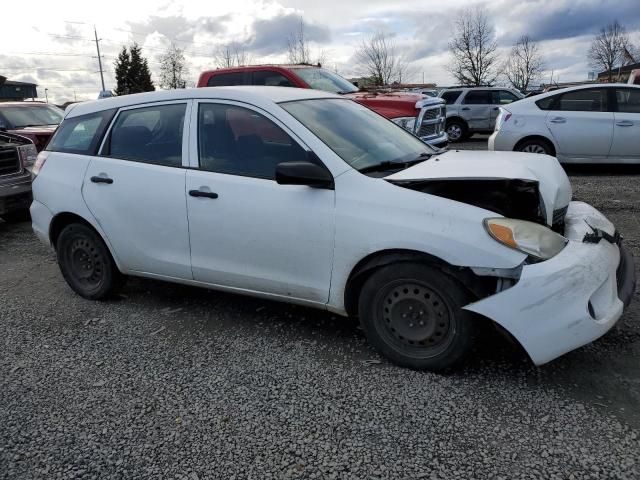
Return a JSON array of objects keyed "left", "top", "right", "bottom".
[
  {"left": 31, "top": 87, "right": 634, "bottom": 371},
  {"left": 0, "top": 102, "right": 63, "bottom": 151},
  {"left": 197, "top": 65, "right": 448, "bottom": 148},
  {"left": 0, "top": 132, "right": 37, "bottom": 222},
  {"left": 439, "top": 87, "right": 524, "bottom": 142},
  {"left": 489, "top": 84, "right": 640, "bottom": 163}
]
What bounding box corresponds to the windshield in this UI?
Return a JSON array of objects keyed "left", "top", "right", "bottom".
[
  {"left": 0, "top": 104, "right": 64, "bottom": 128},
  {"left": 281, "top": 98, "right": 434, "bottom": 172},
  {"left": 290, "top": 68, "right": 359, "bottom": 94}
]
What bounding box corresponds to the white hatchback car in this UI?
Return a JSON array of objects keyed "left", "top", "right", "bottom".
[
  {"left": 489, "top": 84, "right": 640, "bottom": 163},
  {"left": 31, "top": 87, "right": 635, "bottom": 371}
]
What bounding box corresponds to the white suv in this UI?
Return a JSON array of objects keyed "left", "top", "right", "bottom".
[
  {"left": 30, "top": 86, "right": 635, "bottom": 370},
  {"left": 489, "top": 84, "right": 640, "bottom": 163}
]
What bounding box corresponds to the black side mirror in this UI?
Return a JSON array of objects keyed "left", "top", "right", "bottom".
[{"left": 276, "top": 160, "right": 334, "bottom": 189}]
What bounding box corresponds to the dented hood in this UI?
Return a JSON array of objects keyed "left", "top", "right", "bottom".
[{"left": 385, "top": 150, "right": 572, "bottom": 224}]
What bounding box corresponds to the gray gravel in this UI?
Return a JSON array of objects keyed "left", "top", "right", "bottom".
[{"left": 1, "top": 154, "right": 640, "bottom": 478}]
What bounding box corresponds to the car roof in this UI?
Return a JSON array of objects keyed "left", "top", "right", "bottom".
[
  {"left": 510, "top": 82, "right": 640, "bottom": 107},
  {"left": 0, "top": 101, "right": 50, "bottom": 107},
  {"left": 442, "top": 86, "right": 514, "bottom": 91},
  {"left": 65, "top": 86, "right": 341, "bottom": 119}
]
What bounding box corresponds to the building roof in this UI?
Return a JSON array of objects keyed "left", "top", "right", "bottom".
[
  {"left": 598, "top": 62, "right": 640, "bottom": 76},
  {"left": 3, "top": 80, "right": 38, "bottom": 87}
]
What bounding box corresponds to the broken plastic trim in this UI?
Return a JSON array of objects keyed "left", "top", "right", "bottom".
[{"left": 583, "top": 223, "right": 622, "bottom": 245}]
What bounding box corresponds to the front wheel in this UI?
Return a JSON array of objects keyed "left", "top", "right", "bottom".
[
  {"left": 445, "top": 120, "right": 468, "bottom": 143},
  {"left": 358, "top": 263, "right": 478, "bottom": 371},
  {"left": 56, "top": 223, "right": 124, "bottom": 300}
]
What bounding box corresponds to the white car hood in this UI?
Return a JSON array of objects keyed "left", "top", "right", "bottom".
[{"left": 385, "top": 150, "right": 572, "bottom": 224}]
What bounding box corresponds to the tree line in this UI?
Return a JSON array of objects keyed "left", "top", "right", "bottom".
[{"left": 112, "top": 11, "right": 638, "bottom": 96}]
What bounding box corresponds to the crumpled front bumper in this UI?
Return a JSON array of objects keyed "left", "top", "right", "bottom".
[{"left": 465, "top": 201, "right": 636, "bottom": 365}]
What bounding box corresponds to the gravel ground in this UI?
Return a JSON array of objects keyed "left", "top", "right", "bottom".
[{"left": 1, "top": 151, "right": 639, "bottom": 478}]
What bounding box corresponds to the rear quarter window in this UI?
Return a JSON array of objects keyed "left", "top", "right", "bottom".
[
  {"left": 46, "top": 109, "right": 116, "bottom": 155},
  {"left": 207, "top": 72, "right": 247, "bottom": 86}
]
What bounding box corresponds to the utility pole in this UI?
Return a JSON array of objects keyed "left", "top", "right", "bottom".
[
  {"left": 44, "top": 88, "right": 49, "bottom": 104},
  {"left": 94, "top": 26, "right": 106, "bottom": 92}
]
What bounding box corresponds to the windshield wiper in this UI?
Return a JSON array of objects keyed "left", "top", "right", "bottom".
[{"left": 358, "top": 153, "right": 432, "bottom": 174}]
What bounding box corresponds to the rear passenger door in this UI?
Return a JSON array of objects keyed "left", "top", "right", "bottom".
[
  {"left": 460, "top": 90, "right": 492, "bottom": 130},
  {"left": 609, "top": 87, "right": 640, "bottom": 162},
  {"left": 82, "top": 101, "right": 193, "bottom": 279}
]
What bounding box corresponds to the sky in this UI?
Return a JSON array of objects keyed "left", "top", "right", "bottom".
[{"left": 1, "top": 0, "right": 639, "bottom": 104}]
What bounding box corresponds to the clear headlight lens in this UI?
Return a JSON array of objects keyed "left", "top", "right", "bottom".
[
  {"left": 17, "top": 143, "right": 38, "bottom": 169},
  {"left": 391, "top": 116, "right": 417, "bottom": 132},
  {"left": 484, "top": 218, "right": 567, "bottom": 260}
]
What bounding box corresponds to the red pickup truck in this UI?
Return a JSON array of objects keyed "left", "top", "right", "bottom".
[{"left": 197, "top": 65, "right": 448, "bottom": 148}]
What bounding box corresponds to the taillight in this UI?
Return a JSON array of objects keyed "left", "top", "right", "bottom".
[
  {"left": 494, "top": 109, "right": 512, "bottom": 132},
  {"left": 32, "top": 151, "right": 49, "bottom": 177},
  {"left": 17, "top": 144, "right": 38, "bottom": 169}
]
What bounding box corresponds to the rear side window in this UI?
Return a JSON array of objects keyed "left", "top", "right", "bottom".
[
  {"left": 535, "top": 95, "right": 556, "bottom": 110},
  {"left": 47, "top": 109, "right": 115, "bottom": 154},
  {"left": 556, "top": 89, "right": 607, "bottom": 112},
  {"left": 463, "top": 90, "right": 491, "bottom": 104},
  {"left": 198, "top": 103, "right": 306, "bottom": 179},
  {"left": 252, "top": 71, "right": 292, "bottom": 87},
  {"left": 207, "top": 72, "right": 247, "bottom": 86},
  {"left": 493, "top": 90, "right": 519, "bottom": 104},
  {"left": 104, "top": 103, "right": 186, "bottom": 167},
  {"left": 440, "top": 90, "right": 462, "bottom": 104},
  {"left": 615, "top": 88, "right": 640, "bottom": 113}
]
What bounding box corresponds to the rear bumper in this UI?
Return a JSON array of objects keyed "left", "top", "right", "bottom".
[
  {"left": 465, "top": 201, "right": 634, "bottom": 365},
  {"left": 0, "top": 176, "right": 32, "bottom": 215},
  {"left": 30, "top": 199, "right": 53, "bottom": 246},
  {"left": 488, "top": 131, "right": 519, "bottom": 152}
]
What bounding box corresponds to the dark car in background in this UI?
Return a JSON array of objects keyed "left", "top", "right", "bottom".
[
  {"left": 0, "top": 102, "right": 63, "bottom": 151},
  {"left": 0, "top": 132, "right": 37, "bottom": 222}
]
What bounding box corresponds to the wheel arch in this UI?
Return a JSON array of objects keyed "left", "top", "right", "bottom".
[
  {"left": 446, "top": 116, "right": 468, "bottom": 128},
  {"left": 343, "top": 249, "right": 497, "bottom": 318},
  {"left": 514, "top": 135, "right": 557, "bottom": 157},
  {"left": 49, "top": 212, "right": 123, "bottom": 271}
]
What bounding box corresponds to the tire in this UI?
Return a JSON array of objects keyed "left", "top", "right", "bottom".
[
  {"left": 358, "top": 263, "right": 478, "bottom": 371},
  {"left": 56, "top": 223, "right": 125, "bottom": 300},
  {"left": 1, "top": 209, "right": 30, "bottom": 223},
  {"left": 445, "top": 120, "right": 468, "bottom": 143},
  {"left": 516, "top": 138, "right": 553, "bottom": 155}
]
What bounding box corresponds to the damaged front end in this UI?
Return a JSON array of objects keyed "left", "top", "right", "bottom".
[{"left": 388, "top": 177, "right": 567, "bottom": 233}]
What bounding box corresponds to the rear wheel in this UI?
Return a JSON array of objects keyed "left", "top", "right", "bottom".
[
  {"left": 516, "top": 138, "right": 553, "bottom": 155},
  {"left": 358, "top": 263, "right": 477, "bottom": 371},
  {"left": 445, "top": 120, "right": 468, "bottom": 143},
  {"left": 56, "top": 223, "right": 124, "bottom": 300}
]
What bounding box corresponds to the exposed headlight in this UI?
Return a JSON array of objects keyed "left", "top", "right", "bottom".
[
  {"left": 484, "top": 218, "right": 567, "bottom": 260},
  {"left": 17, "top": 143, "right": 38, "bottom": 169},
  {"left": 391, "top": 116, "right": 417, "bottom": 132}
]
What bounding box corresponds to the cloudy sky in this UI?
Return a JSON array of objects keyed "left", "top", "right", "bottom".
[{"left": 1, "top": 0, "right": 639, "bottom": 104}]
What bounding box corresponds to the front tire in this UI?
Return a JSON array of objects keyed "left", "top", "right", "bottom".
[
  {"left": 56, "top": 223, "right": 124, "bottom": 300},
  {"left": 445, "top": 120, "right": 468, "bottom": 143},
  {"left": 358, "top": 263, "right": 477, "bottom": 371}
]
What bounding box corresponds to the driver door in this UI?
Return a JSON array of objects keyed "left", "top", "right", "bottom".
[{"left": 185, "top": 100, "right": 336, "bottom": 303}]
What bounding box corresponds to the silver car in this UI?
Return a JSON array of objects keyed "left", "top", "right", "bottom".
[{"left": 439, "top": 87, "right": 524, "bottom": 142}]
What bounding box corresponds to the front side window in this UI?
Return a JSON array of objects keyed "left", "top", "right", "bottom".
[
  {"left": 281, "top": 99, "right": 434, "bottom": 172},
  {"left": 47, "top": 109, "right": 115, "bottom": 154},
  {"left": 463, "top": 90, "right": 491, "bottom": 105},
  {"left": 198, "top": 103, "right": 307, "bottom": 179},
  {"left": 493, "top": 90, "right": 519, "bottom": 104},
  {"left": 252, "top": 71, "right": 293, "bottom": 87},
  {"left": 207, "top": 72, "right": 247, "bottom": 87},
  {"left": 615, "top": 88, "right": 640, "bottom": 113},
  {"left": 289, "top": 68, "right": 358, "bottom": 94},
  {"left": 105, "top": 103, "right": 186, "bottom": 166},
  {"left": 556, "top": 89, "right": 607, "bottom": 112},
  {"left": 440, "top": 90, "right": 462, "bottom": 104},
  {"left": 0, "top": 104, "right": 64, "bottom": 128}
]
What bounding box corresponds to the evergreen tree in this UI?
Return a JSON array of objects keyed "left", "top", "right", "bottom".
[
  {"left": 114, "top": 44, "right": 155, "bottom": 95},
  {"left": 114, "top": 46, "right": 131, "bottom": 95}
]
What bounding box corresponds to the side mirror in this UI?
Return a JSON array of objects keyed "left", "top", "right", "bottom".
[{"left": 276, "top": 161, "right": 334, "bottom": 189}]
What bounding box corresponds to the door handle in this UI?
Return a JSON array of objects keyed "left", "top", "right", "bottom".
[
  {"left": 189, "top": 189, "right": 218, "bottom": 199},
  {"left": 461, "top": 107, "right": 471, "bottom": 111},
  {"left": 549, "top": 117, "right": 566, "bottom": 124},
  {"left": 616, "top": 120, "right": 634, "bottom": 127},
  {"left": 492, "top": 107, "right": 499, "bottom": 111},
  {"left": 90, "top": 176, "right": 113, "bottom": 184}
]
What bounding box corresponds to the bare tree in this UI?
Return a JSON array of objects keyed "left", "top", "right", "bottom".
[
  {"left": 214, "top": 42, "right": 252, "bottom": 68},
  {"left": 287, "top": 18, "right": 312, "bottom": 64},
  {"left": 158, "top": 43, "right": 188, "bottom": 89},
  {"left": 504, "top": 35, "right": 544, "bottom": 92},
  {"left": 588, "top": 20, "right": 631, "bottom": 82},
  {"left": 449, "top": 7, "right": 499, "bottom": 86},
  {"left": 355, "top": 30, "right": 408, "bottom": 86}
]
